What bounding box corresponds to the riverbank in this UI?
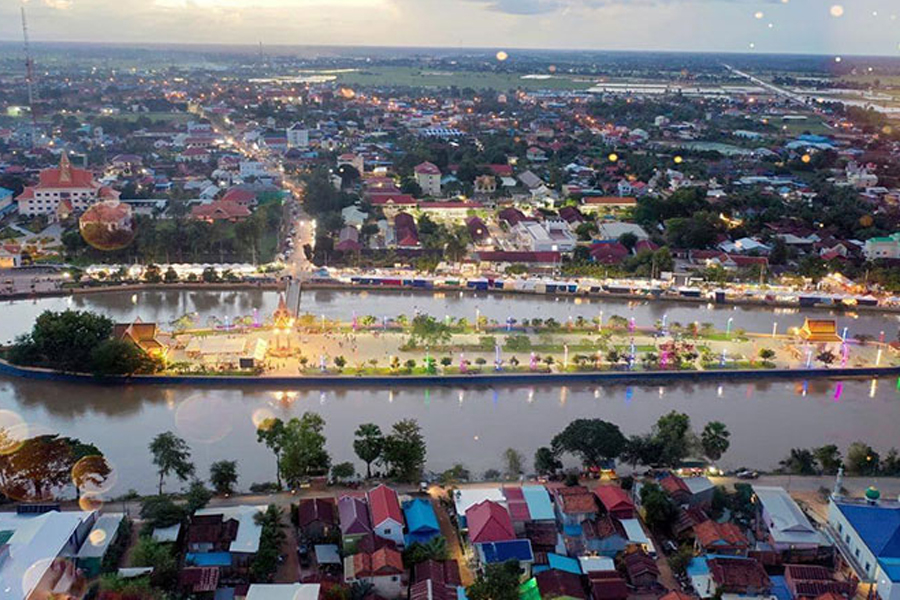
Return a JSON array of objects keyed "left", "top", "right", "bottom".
[{"left": 2, "top": 358, "right": 897, "bottom": 387}]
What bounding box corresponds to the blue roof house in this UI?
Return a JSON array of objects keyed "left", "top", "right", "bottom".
[
  {"left": 827, "top": 494, "right": 900, "bottom": 600},
  {"left": 403, "top": 498, "right": 440, "bottom": 545}
]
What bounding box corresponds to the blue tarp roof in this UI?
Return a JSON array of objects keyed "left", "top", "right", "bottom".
[
  {"left": 522, "top": 486, "right": 555, "bottom": 521},
  {"left": 687, "top": 556, "right": 709, "bottom": 577},
  {"left": 479, "top": 539, "right": 534, "bottom": 564},
  {"left": 563, "top": 524, "right": 583, "bottom": 537},
  {"left": 404, "top": 498, "right": 440, "bottom": 534},
  {"left": 835, "top": 502, "right": 900, "bottom": 558},
  {"left": 547, "top": 553, "right": 582, "bottom": 575},
  {"left": 879, "top": 558, "right": 900, "bottom": 583},
  {"left": 186, "top": 552, "right": 232, "bottom": 567}
]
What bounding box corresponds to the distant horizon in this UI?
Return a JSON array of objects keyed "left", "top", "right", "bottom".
[
  {"left": 2, "top": 0, "right": 899, "bottom": 58},
  {"left": 0, "top": 39, "right": 899, "bottom": 62}
]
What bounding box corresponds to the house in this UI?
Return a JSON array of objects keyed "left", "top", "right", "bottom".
[
  {"left": 75, "top": 513, "right": 125, "bottom": 577},
  {"left": 343, "top": 547, "right": 404, "bottom": 598},
  {"left": 827, "top": 493, "right": 900, "bottom": 600},
  {"left": 338, "top": 495, "right": 371, "bottom": 547},
  {"left": 474, "top": 174, "right": 497, "bottom": 194},
  {"left": 583, "top": 515, "right": 629, "bottom": 557},
  {"left": 338, "top": 153, "right": 365, "bottom": 175},
  {"left": 179, "top": 566, "right": 220, "bottom": 593},
  {"left": 693, "top": 519, "right": 750, "bottom": 555},
  {"left": 296, "top": 498, "right": 337, "bottom": 540},
  {"left": 191, "top": 200, "right": 252, "bottom": 222},
  {"left": 0, "top": 186, "right": 16, "bottom": 216},
  {"left": 864, "top": 234, "right": 900, "bottom": 260},
  {"left": 475, "top": 539, "right": 534, "bottom": 577},
  {"left": 589, "top": 571, "right": 629, "bottom": 600},
  {"left": 753, "top": 486, "right": 827, "bottom": 554},
  {"left": 596, "top": 221, "right": 649, "bottom": 242},
  {"left": 335, "top": 226, "right": 362, "bottom": 252},
  {"left": 783, "top": 564, "right": 856, "bottom": 600},
  {"left": 245, "top": 583, "right": 321, "bottom": 600},
  {"left": 581, "top": 196, "right": 637, "bottom": 211},
  {"left": 342, "top": 205, "right": 368, "bottom": 228},
  {"left": 514, "top": 220, "right": 577, "bottom": 253},
  {"left": 453, "top": 488, "right": 506, "bottom": 529},
  {"left": 590, "top": 242, "right": 630, "bottom": 265},
  {"left": 410, "top": 560, "right": 461, "bottom": 600},
  {"left": 593, "top": 486, "right": 635, "bottom": 520},
  {"left": 623, "top": 550, "right": 660, "bottom": 588},
  {"left": 552, "top": 485, "right": 597, "bottom": 528},
  {"left": 286, "top": 124, "right": 310, "bottom": 149},
  {"left": 186, "top": 505, "right": 265, "bottom": 571},
  {"left": 620, "top": 518, "right": 656, "bottom": 555},
  {"left": 532, "top": 569, "right": 587, "bottom": 599},
  {"left": 404, "top": 498, "right": 440, "bottom": 546},
  {"left": 414, "top": 162, "right": 442, "bottom": 197},
  {"left": 707, "top": 556, "right": 771, "bottom": 596},
  {"left": 661, "top": 475, "right": 716, "bottom": 508},
  {"left": 466, "top": 500, "right": 515, "bottom": 544}
]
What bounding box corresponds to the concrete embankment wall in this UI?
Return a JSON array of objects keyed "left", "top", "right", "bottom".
[{"left": 1, "top": 359, "right": 897, "bottom": 389}]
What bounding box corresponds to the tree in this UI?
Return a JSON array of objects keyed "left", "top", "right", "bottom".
[
  {"left": 333, "top": 356, "right": 347, "bottom": 370},
  {"left": 652, "top": 411, "right": 692, "bottom": 467},
  {"left": 640, "top": 482, "right": 677, "bottom": 531},
  {"left": 250, "top": 505, "right": 285, "bottom": 583},
  {"left": 551, "top": 419, "right": 627, "bottom": 469},
  {"left": 149, "top": 432, "right": 194, "bottom": 495},
  {"left": 332, "top": 462, "right": 356, "bottom": 483},
  {"left": 209, "top": 460, "right": 238, "bottom": 495},
  {"left": 846, "top": 441, "right": 880, "bottom": 475},
  {"left": 534, "top": 446, "right": 562, "bottom": 477},
  {"left": 185, "top": 480, "right": 212, "bottom": 513},
  {"left": 503, "top": 448, "right": 524, "bottom": 479},
  {"left": 622, "top": 434, "right": 662, "bottom": 468},
  {"left": 353, "top": 423, "right": 385, "bottom": 479},
  {"left": 279, "top": 412, "right": 330, "bottom": 488},
  {"left": 700, "top": 421, "right": 731, "bottom": 462},
  {"left": 466, "top": 560, "right": 521, "bottom": 600},
  {"left": 814, "top": 445, "right": 842, "bottom": 475},
  {"left": 0, "top": 434, "right": 79, "bottom": 502},
  {"left": 256, "top": 417, "right": 286, "bottom": 489},
  {"left": 382, "top": 419, "right": 427, "bottom": 482},
  {"left": 403, "top": 536, "right": 449, "bottom": 567},
  {"left": 140, "top": 495, "right": 186, "bottom": 528},
  {"left": 758, "top": 348, "right": 776, "bottom": 363},
  {"left": 817, "top": 349, "right": 836, "bottom": 366},
  {"left": 131, "top": 538, "right": 177, "bottom": 589},
  {"left": 780, "top": 448, "right": 816, "bottom": 475},
  {"left": 8, "top": 309, "right": 114, "bottom": 372},
  {"left": 408, "top": 314, "right": 452, "bottom": 347},
  {"left": 90, "top": 338, "right": 162, "bottom": 376}
]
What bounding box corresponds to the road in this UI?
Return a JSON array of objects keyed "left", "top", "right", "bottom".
[{"left": 722, "top": 63, "right": 808, "bottom": 106}]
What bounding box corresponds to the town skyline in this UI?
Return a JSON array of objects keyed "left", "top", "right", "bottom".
[{"left": 2, "top": 0, "right": 900, "bottom": 56}]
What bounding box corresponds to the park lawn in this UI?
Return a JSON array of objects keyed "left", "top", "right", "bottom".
[
  {"left": 84, "top": 111, "right": 193, "bottom": 123},
  {"left": 334, "top": 66, "right": 595, "bottom": 91}
]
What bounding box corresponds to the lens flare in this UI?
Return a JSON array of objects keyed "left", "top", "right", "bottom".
[
  {"left": 496, "top": 51, "right": 509, "bottom": 62},
  {"left": 72, "top": 454, "right": 117, "bottom": 495}
]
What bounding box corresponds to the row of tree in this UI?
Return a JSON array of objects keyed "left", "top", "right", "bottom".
[{"left": 780, "top": 442, "right": 900, "bottom": 476}]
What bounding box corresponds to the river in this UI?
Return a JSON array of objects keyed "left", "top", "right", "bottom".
[{"left": 0, "top": 289, "right": 898, "bottom": 495}]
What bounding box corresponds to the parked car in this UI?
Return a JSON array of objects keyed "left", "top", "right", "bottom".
[{"left": 736, "top": 469, "right": 759, "bottom": 479}]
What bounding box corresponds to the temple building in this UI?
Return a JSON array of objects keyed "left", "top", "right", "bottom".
[
  {"left": 797, "top": 319, "right": 842, "bottom": 343},
  {"left": 16, "top": 153, "right": 119, "bottom": 218},
  {"left": 113, "top": 318, "right": 167, "bottom": 357}
]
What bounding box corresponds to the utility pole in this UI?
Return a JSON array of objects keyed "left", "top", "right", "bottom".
[{"left": 21, "top": 2, "right": 38, "bottom": 145}]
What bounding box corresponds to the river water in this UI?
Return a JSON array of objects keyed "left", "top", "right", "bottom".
[{"left": 1, "top": 289, "right": 898, "bottom": 495}]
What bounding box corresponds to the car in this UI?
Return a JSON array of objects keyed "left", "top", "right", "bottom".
[
  {"left": 664, "top": 540, "right": 678, "bottom": 554},
  {"left": 736, "top": 469, "right": 759, "bottom": 480}
]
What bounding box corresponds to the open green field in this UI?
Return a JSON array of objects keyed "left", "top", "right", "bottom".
[
  {"left": 84, "top": 111, "right": 193, "bottom": 123},
  {"left": 333, "top": 66, "right": 596, "bottom": 91},
  {"left": 777, "top": 116, "right": 833, "bottom": 136}
]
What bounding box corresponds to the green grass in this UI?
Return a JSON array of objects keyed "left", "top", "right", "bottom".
[
  {"left": 333, "top": 66, "right": 595, "bottom": 91},
  {"left": 84, "top": 111, "right": 192, "bottom": 123}
]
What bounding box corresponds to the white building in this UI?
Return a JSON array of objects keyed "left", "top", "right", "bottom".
[
  {"left": 514, "top": 220, "right": 577, "bottom": 253},
  {"left": 16, "top": 153, "right": 119, "bottom": 217},
  {"left": 414, "top": 162, "right": 442, "bottom": 197},
  {"left": 864, "top": 234, "right": 900, "bottom": 261},
  {"left": 239, "top": 161, "right": 269, "bottom": 179},
  {"left": 286, "top": 124, "right": 309, "bottom": 149},
  {"left": 246, "top": 584, "right": 320, "bottom": 600},
  {"left": 827, "top": 493, "right": 900, "bottom": 600},
  {"left": 752, "top": 486, "right": 826, "bottom": 552}
]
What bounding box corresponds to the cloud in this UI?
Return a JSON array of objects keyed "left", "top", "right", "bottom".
[{"left": 464, "top": 0, "right": 780, "bottom": 16}]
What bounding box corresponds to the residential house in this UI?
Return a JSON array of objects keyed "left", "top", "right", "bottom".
[
  {"left": 583, "top": 515, "right": 629, "bottom": 557},
  {"left": 410, "top": 560, "right": 462, "bottom": 600},
  {"left": 661, "top": 475, "right": 716, "bottom": 508},
  {"left": 338, "top": 495, "right": 371, "bottom": 548},
  {"left": 514, "top": 220, "right": 577, "bottom": 252},
  {"left": 343, "top": 547, "right": 404, "bottom": 598},
  {"left": 296, "top": 498, "right": 337, "bottom": 540},
  {"left": 190, "top": 200, "right": 251, "bottom": 222},
  {"left": 693, "top": 520, "right": 750, "bottom": 555},
  {"left": 245, "top": 584, "right": 321, "bottom": 600},
  {"left": 552, "top": 485, "right": 598, "bottom": 529},
  {"left": 623, "top": 550, "right": 661, "bottom": 588},
  {"left": 75, "top": 513, "right": 125, "bottom": 578},
  {"left": 783, "top": 564, "right": 856, "bottom": 600},
  {"left": 466, "top": 500, "right": 515, "bottom": 544},
  {"left": 707, "top": 557, "right": 771, "bottom": 596},
  {"left": 532, "top": 569, "right": 587, "bottom": 599},
  {"left": 589, "top": 571, "right": 629, "bottom": 600},
  {"left": 593, "top": 486, "right": 635, "bottom": 520},
  {"left": 186, "top": 506, "right": 264, "bottom": 572},
  {"left": 404, "top": 498, "right": 440, "bottom": 546},
  {"left": 476, "top": 539, "right": 535, "bottom": 579},
  {"left": 367, "top": 484, "right": 405, "bottom": 548}
]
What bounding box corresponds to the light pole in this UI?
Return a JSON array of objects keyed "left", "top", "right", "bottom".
[
  {"left": 726, "top": 317, "right": 733, "bottom": 338},
  {"left": 772, "top": 321, "right": 778, "bottom": 338}
]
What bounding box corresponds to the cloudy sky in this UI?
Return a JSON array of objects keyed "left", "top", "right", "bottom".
[{"left": 2, "top": 0, "right": 900, "bottom": 56}]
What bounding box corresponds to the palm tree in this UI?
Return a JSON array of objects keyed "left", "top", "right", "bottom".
[
  {"left": 350, "top": 581, "right": 374, "bottom": 600},
  {"left": 701, "top": 421, "right": 731, "bottom": 462}
]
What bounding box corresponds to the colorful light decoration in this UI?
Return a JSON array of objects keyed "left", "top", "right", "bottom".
[
  {"left": 563, "top": 344, "right": 569, "bottom": 369},
  {"left": 598, "top": 311, "right": 603, "bottom": 332},
  {"left": 628, "top": 339, "right": 636, "bottom": 370},
  {"left": 506, "top": 316, "right": 513, "bottom": 332},
  {"left": 726, "top": 317, "right": 733, "bottom": 337},
  {"left": 629, "top": 317, "right": 636, "bottom": 333},
  {"left": 352, "top": 311, "right": 358, "bottom": 331},
  {"left": 319, "top": 355, "right": 326, "bottom": 372},
  {"left": 460, "top": 353, "right": 467, "bottom": 374},
  {"left": 805, "top": 348, "right": 813, "bottom": 368},
  {"left": 495, "top": 343, "right": 502, "bottom": 371},
  {"left": 720, "top": 348, "right": 727, "bottom": 367},
  {"left": 530, "top": 351, "right": 538, "bottom": 371}
]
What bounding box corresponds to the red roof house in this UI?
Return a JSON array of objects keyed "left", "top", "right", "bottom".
[
  {"left": 466, "top": 500, "right": 515, "bottom": 544},
  {"left": 593, "top": 486, "right": 635, "bottom": 520}
]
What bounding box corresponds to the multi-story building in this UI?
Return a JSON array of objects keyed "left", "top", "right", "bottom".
[
  {"left": 16, "top": 153, "right": 119, "bottom": 217},
  {"left": 414, "top": 162, "right": 442, "bottom": 197}
]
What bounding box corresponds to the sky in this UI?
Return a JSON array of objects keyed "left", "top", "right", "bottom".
[{"left": 2, "top": 0, "right": 900, "bottom": 56}]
